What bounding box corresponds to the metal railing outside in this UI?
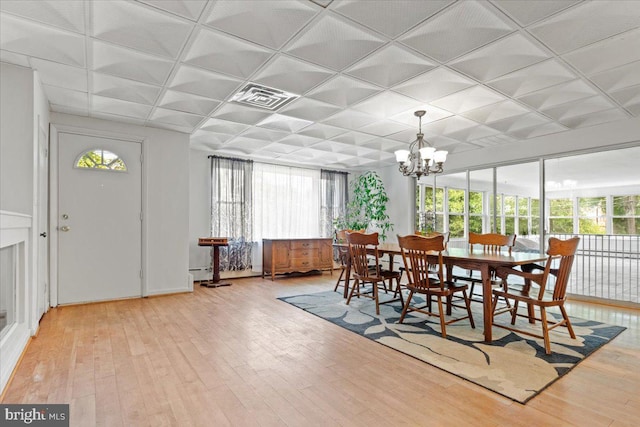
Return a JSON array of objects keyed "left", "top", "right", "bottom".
[{"left": 549, "top": 233, "right": 639, "bottom": 305}]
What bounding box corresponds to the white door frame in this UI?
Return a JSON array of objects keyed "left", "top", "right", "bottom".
[{"left": 49, "top": 123, "right": 148, "bottom": 307}]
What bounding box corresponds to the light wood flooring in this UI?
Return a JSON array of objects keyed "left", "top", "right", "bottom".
[{"left": 2, "top": 272, "right": 639, "bottom": 426}]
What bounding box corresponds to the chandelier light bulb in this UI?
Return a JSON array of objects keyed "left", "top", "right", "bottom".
[{"left": 395, "top": 110, "right": 446, "bottom": 179}]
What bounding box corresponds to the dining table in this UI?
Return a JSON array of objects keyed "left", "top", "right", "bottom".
[{"left": 335, "top": 242, "right": 547, "bottom": 342}]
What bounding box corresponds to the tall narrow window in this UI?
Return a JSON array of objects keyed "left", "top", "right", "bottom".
[
  {"left": 320, "top": 170, "right": 348, "bottom": 238},
  {"left": 578, "top": 197, "right": 606, "bottom": 234},
  {"left": 549, "top": 198, "right": 573, "bottom": 233},
  {"left": 75, "top": 149, "right": 127, "bottom": 171},
  {"left": 613, "top": 195, "right": 640, "bottom": 235},
  {"left": 211, "top": 156, "right": 253, "bottom": 271}
]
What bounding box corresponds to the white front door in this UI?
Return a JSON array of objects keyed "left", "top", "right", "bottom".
[
  {"left": 36, "top": 124, "right": 49, "bottom": 319},
  {"left": 57, "top": 132, "right": 142, "bottom": 305}
]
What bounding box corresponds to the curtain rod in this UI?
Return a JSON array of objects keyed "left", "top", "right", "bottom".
[{"left": 207, "top": 154, "right": 350, "bottom": 174}]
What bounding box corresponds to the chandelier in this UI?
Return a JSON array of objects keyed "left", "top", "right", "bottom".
[{"left": 394, "top": 110, "right": 447, "bottom": 179}]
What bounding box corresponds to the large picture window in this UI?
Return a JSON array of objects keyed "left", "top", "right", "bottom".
[{"left": 613, "top": 195, "right": 640, "bottom": 235}]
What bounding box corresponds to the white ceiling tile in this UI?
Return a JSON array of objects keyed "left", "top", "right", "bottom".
[
  {"left": 486, "top": 112, "right": 551, "bottom": 133},
  {"left": 91, "top": 111, "right": 147, "bottom": 126},
  {"left": 392, "top": 67, "right": 476, "bottom": 103},
  {"left": 345, "top": 44, "right": 437, "bottom": 87},
  {"left": 258, "top": 142, "right": 305, "bottom": 155},
  {"left": 333, "top": 0, "right": 453, "bottom": 38},
  {"left": 192, "top": 129, "right": 235, "bottom": 144},
  {"left": 149, "top": 107, "right": 204, "bottom": 129},
  {"left": 351, "top": 91, "right": 422, "bottom": 118},
  {"left": 305, "top": 75, "right": 381, "bottom": 107},
  {"left": 199, "top": 118, "right": 249, "bottom": 136},
  {"left": 92, "top": 72, "right": 161, "bottom": 105},
  {"left": 486, "top": 59, "right": 577, "bottom": 97},
  {"left": 389, "top": 106, "right": 454, "bottom": 129},
  {"left": 330, "top": 131, "right": 377, "bottom": 146},
  {"left": 296, "top": 123, "right": 348, "bottom": 140},
  {"left": 562, "top": 28, "right": 640, "bottom": 75},
  {"left": 398, "top": 1, "right": 515, "bottom": 62},
  {"left": 92, "top": 40, "right": 174, "bottom": 85},
  {"left": 42, "top": 85, "right": 87, "bottom": 109},
  {"left": 240, "top": 128, "right": 289, "bottom": 142},
  {"left": 257, "top": 114, "right": 313, "bottom": 133},
  {"left": 183, "top": 27, "right": 273, "bottom": 79},
  {"left": 136, "top": 0, "right": 208, "bottom": 21},
  {"left": 30, "top": 58, "right": 87, "bottom": 92},
  {"left": 276, "top": 134, "right": 322, "bottom": 147},
  {"left": 218, "top": 137, "right": 265, "bottom": 155},
  {"left": 508, "top": 122, "right": 567, "bottom": 139},
  {"left": 0, "top": 0, "right": 85, "bottom": 33},
  {"left": 589, "top": 60, "right": 640, "bottom": 93},
  {"left": 431, "top": 86, "right": 506, "bottom": 114},
  {"left": 470, "top": 133, "right": 519, "bottom": 147},
  {"left": 559, "top": 108, "right": 629, "bottom": 129},
  {"left": 252, "top": 54, "right": 334, "bottom": 95},
  {"left": 321, "top": 109, "right": 378, "bottom": 129},
  {"left": 528, "top": 1, "right": 640, "bottom": 54},
  {"left": 92, "top": 94, "right": 152, "bottom": 119},
  {"left": 0, "top": 49, "right": 30, "bottom": 66},
  {"left": 360, "top": 137, "right": 406, "bottom": 153},
  {"left": 169, "top": 65, "right": 243, "bottom": 100},
  {"left": 610, "top": 85, "right": 640, "bottom": 116},
  {"left": 541, "top": 96, "right": 618, "bottom": 121},
  {"left": 158, "top": 90, "right": 221, "bottom": 116},
  {"left": 421, "top": 116, "right": 479, "bottom": 136},
  {"left": 1, "top": 14, "right": 85, "bottom": 67},
  {"left": 204, "top": 0, "right": 318, "bottom": 49},
  {"left": 449, "top": 33, "right": 550, "bottom": 81},
  {"left": 491, "top": 0, "right": 580, "bottom": 26},
  {"left": 283, "top": 13, "right": 386, "bottom": 71},
  {"left": 357, "top": 120, "right": 413, "bottom": 138},
  {"left": 211, "top": 104, "right": 272, "bottom": 125},
  {"left": 93, "top": 1, "right": 192, "bottom": 59},
  {"left": 446, "top": 124, "right": 501, "bottom": 142},
  {"left": 460, "top": 100, "right": 530, "bottom": 124},
  {"left": 518, "top": 79, "right": 598, "bottom": 110},
  {"left": 279, "top": 98, "right": 342, "bottom": 122}
]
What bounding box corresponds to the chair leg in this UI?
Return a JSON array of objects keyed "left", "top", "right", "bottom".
[
  {"left": 398, "top": 291, "right": 414, "bottom": 323},
  {"left": 559, "top": 305, "right": 576, "bottom": 339},
  {"left": 374, "top": 280, "right": 380, "bottom": 315},
  {"left": 346, "top": 278, "right": 359, "bottom": 306},
  {"left": 510, "top": 300, "right": 519, "bottom": 325},
  {"left": 462, "top": 289, "right": 475, "bottom": 329},
  {"left": 333, "top": 268, "right": 346, "bottom": 292},
  {"left": 540, "top": 307, "right": 551, "bottom": 355},
  {"left": 436, "top": 296, "right": 447, "bottom": 338}
]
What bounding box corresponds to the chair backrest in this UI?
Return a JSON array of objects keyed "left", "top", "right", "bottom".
[
  {"left": 414, "top": 231, "right": 450, "bottom": 249},
  {"left": 336, "top": 229, "right": 363, "bottom": 264},
  {"left": 537, "top": 236, "right": 581, "bottom": 301},
  {"left": 345, "top": 232, "right": 380, "bottom": 279},
  {"left": 468, "top": 232, "right": 516, "bottom": 255},
  {"left": 397, "top": 234, "right": 446, "bottom": 289}
]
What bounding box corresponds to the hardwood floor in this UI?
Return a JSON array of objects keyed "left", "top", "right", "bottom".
[{"left": 2, "top": 273, "right": 639, "bottom": 426}]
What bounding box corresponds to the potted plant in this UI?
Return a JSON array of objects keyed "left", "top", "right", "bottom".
[{"left": 333, "top": 171, "right": 393, "bottom": 241}]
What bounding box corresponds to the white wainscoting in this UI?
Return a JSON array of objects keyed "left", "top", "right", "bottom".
[{"left": 0, "top": 211, "right": 33, "bottom": 394}]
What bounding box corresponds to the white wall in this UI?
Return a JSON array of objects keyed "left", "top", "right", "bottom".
[
  {"left": 378, "top": 165, "right": 414, "bottom": 240},
  {"left": 1, "top": 63, "right": 33, "bottom": 215},
  {"left": 50, "top": 113, "right": 191, "bottom": 295},
  {"left": 189, "top": 149, "right": 211, "bottom": 274}
]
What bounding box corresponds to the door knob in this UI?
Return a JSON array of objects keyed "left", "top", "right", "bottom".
[
  {"left": 60, "top": 226, "right": 71, "bottom": 232},
  {"left": 40, "top": 232, "right": 47, "bottom": 237}
]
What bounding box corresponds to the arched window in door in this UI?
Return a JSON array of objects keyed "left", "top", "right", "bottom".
[{"left": 74, "top": 149, "right": 127, "bottom": 171}]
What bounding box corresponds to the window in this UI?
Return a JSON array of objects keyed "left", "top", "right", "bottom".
[
  {"left": 613, "top": 195, "right": 640, "bottom": 235},
  {"left": 416, "top": 184, "right": 444, "bottom": 232},
  {"left": 448, "top": 188, "right": 465, "bottom": 238},
  {"left": 468, "top": 191, "right": 483, "bottom": 233},
  {"left": 578, "top": 197, "right": 606, "bottom": 234},
  {"left": 518, "top": 197, "right": 529, "bottom": 236},
  {"left": 549, "top": 198, "right": 573, "bottom": 233},
  {"left": 75, "top": 149, "right": 127, "bottom": 171},
  {"left": 504, "top": 195, "right": 516, "bottom": 235}
]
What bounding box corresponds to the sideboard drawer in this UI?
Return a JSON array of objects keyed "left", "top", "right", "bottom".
[
  {"left": 290, "top": 248, "right": 319, "bottom": 259},
  {"left": 290, "top": 257, "right": 320, "bottom": 270},
  {"left": 291, "top": 240, "right": 320, "bottom": 250}
]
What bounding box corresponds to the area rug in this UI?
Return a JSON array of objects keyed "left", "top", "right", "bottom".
[{"left": 278, "top": 290, "right": 626, "bottom": 403}]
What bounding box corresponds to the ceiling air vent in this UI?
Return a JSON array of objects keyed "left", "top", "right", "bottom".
[{"left": 230, "top": 83, "right": 299, "bottom": 111}]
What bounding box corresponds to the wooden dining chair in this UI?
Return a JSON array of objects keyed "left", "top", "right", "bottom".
[
  {"left": 491, "top": 236, "right": 580, "bottom": 354},
  {"left": 397, "top": 234, "right": 475, "bottom": 338},
  {"left": 453, "top": 232, "right": 516, "bottom": 302},
  {"left": 345, "top": 232, "right": 403, "bottom": 315}
]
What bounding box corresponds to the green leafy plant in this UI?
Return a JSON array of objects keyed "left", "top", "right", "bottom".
[{"left": 333, "top": 171, "right": 393, "bottom": 241}]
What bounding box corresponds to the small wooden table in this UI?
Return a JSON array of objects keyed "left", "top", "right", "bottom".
[
  {"left": 336, "top": 242, "right": 546, "bottom": 342},
  {"left": 198, "top": 237, "right": 232, "bottom": 288}
]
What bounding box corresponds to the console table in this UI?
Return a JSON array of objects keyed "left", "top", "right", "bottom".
[
  {"left": 198, "top": 237, "right": 232, "bottom": 288},
  {"left": 262, "top": 238, "right": 333, "bottom": 280}
]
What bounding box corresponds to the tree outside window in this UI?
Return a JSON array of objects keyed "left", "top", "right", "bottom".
[
  {"left": 578, "top": 197, "right": 606, "bottom": 234},
  {"left": 549, "top": 198, "right": 573, "bottom": 233},
  {"left": 613, "top": 195, "right": 640, "bottom": 235}
]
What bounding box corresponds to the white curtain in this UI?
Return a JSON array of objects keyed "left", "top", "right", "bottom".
[{"left": 252, "top": 163, "right": 321, "bottom": 240}]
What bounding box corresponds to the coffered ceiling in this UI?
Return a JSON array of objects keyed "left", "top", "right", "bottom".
[{"left": 1, "top": 0, "right": 639, "bottom": 170}]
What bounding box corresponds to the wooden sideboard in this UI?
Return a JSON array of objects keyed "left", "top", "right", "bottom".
[{"left": 262, "top": 238, "right": 333, "bottom": 280}]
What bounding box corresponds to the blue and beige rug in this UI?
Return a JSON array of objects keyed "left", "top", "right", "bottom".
[{"left": 279, "top": 290, "right": 626, "bottom": 403}]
